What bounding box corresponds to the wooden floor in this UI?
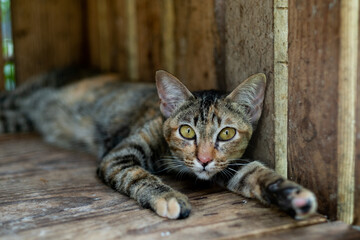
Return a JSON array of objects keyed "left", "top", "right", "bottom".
[{"left": 1, "top": 134, "right": 359, "bottom": 240}]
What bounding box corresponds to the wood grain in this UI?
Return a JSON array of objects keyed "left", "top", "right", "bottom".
[
  {"left": 354, "top": 7, "right": 360, "bottom": 226},
  {"left": 273, "top": 0, "right": 288, "bottom": 177},
  {"left": 243, "top": 221, "right": 360, "bottom": 240},
  {"left": 0, "top": 134, "right": 327, "bottom": 239},
  {"left": 86, "top": 0, "right": 128, "bottom": 79},
  {"left": 337, "top": 0, "right": 358, "bottom": 224},
  {"left": 11, "top": 0, "right": 85, "bottom": 84},
  {"left": 288, "top": 0, "right": 341, "bottom": 220},
  {"left": 136, "top": 0, "right": 162, "bottom": 82},
  {"left": 161, "top": 0, "right": 175, "bottom": 74},
  {"left": 174, "top": 0, "right": 219, "bottom": 91},
  {"left": 225, "top": 0, "right": 275, "bottom": 168}
]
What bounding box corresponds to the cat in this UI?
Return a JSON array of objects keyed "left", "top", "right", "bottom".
[{"left": 0, "top": 68, "right": 317, "bottom": 220}]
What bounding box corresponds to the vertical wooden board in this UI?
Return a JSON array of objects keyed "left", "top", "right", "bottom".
[
  {"left": 288, "top": 0, "right": 340, "bottom": 219},
  {"left": 355, "top": 60, "right": 360, "bottom": 226},
  {"left": 86, "top": 0, "right": 100, "bottom": 69},
  {"left": 11, "top": 0, "right": 85, "bottom": 84},
  {"left": 214, "top": 0, "right": 226, "bottom": 91},
  {"left": 225, "top": 0, "right": 275, "bottom": 168},
  {"left": 174, "top": 0, "right": 219, "bottom": 91},
  {"left": 86, "top": 0, "right": 128, "bottom": 79},
  {"left": 354, "top": 16, "right": 360, "bottom": 226},
  {"left": 136, "top": 0, "right": 162, "bottom": 82},
  {"left": 161, "top": 0, "right": 175, "bottom": 75},
  {"left": 337, "top": 0, "right": 358, "bottom": 224}
]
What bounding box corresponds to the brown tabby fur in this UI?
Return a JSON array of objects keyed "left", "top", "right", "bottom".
[{"left": 0, "top": 68, "right": 317, "bottom": 219}]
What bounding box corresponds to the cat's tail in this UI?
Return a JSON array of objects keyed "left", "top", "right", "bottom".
[{"left": 0, "top": 66, "right": 100, "bottom": 134}]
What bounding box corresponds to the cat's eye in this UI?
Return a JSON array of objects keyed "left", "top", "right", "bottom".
[
  {"left": 218, "top": 127, "right": 236, "bottom": 141},
  {"left": 179, "top": 125, "right": 196, "bottom": 140}
]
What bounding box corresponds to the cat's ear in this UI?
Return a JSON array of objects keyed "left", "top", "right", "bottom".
[
  {"left": 156, "top": 70, "right": 194, "bottom": 118},
  {"left": 225, "top": 73, "right": 266, "bottom": 125}
]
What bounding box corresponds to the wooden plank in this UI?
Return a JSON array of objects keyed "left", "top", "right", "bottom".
[
  {"left": 11, "top": 0, "right": 85, "bottom": 84},
  {"left": 354, "top": 5, "right": 360, "bottom": 226},
  {"left": 225, "top": 0, "right": 275, "bottom": 168},
  {"left": 273, "top": 0, "right": 288, "bottom": 177},
  {"left": 136, "top": 0, "right": 162, "bottom": 82},
  {"left": 0, "top": 134, "right": 326, "bottom": 239},
  {"left": 337, "top": 0, "right": 358, "bottom": 224},
  {"left": 288, "top": 0, "right": 341, "bottom": 220},
  {"left": 126, "top": 0, "right": 138, "bottom": 80},
  {"left": 174, "top": 0, "right": 219, "bottom": 91},
  {"left": 161, "top": 0, "right": 175, "bottom": 74},
  {"left": 214, "top": 0, "right": 226, "bottom": 91},
  {"left": 243, "top": 221, "right": 360, "bottom": 240},
  {"left": 86, "top": 0, "right": 128, "bottom": 79}
]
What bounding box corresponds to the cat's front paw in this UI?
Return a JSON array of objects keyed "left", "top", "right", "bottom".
[
  {"left": 266, "top": 179, "right": 317, "bottom": 220},
  {"left": 153, "top": 192, "right": 191, "bottom": 219}
]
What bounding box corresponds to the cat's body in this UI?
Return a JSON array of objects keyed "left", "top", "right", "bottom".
[{"left": 0, "top": 68, "right": 317, "bottom": 219}]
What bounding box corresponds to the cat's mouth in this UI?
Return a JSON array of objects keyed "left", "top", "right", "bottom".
[{"left": 192, "top": 160, "right": 217, "bottom": 180}]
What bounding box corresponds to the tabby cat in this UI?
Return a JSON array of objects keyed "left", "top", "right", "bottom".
[{"left": 0, "top": 68, "right": 317, "bottom": 219}]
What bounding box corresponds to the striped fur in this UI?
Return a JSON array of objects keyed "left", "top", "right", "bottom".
[{"left": 0, "top": 69, "right": 317, "bottom": 219}]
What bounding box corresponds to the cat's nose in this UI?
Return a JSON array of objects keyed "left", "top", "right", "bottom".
[{"left": 197, "top": 155, "right": 213, "bottom": 166}]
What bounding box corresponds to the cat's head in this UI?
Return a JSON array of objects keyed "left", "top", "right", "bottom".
[{"left": 156, "top": 70, "right": 266, "bottom": 180}]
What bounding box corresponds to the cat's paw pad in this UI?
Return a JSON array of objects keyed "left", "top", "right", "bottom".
[
  {"left": 290, "top": 188, "right": 317, "bottom": 220},
  {"left": 154, "top": 194, "right": 191, "bottom": 219},
  {"left": 267, "top": 179, "right": 317, "bottom": 220}
]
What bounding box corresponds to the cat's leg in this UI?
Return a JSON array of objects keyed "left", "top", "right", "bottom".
[
  {"left": 225, "top": 161, "right": 317, "bottom": 220},
  {"left": 97, "top": 118, "right": 191, "bottom": 219}
]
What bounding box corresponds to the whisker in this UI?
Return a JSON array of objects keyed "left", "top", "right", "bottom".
[
  {"left": 227, "top": 167, "right": 238, "bottom": 173},
  {"left": 228, "top": 163, "right": 248, "bottom": 166}
]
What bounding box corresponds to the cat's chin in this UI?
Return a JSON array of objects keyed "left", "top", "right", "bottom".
[{"left": 194, "top": 171, "right": 214, "bottom": 180}]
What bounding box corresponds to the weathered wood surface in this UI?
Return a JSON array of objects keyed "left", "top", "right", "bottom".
[
  {"left": 355, "top": 11, "right": 360, "bottom": 225},
  {"left": 243, "top": 221, "right": 360, "bottom": 240},
  {"left": 336, "top": 0, "right": 358, "bottom": 224},
  {"left": 136, "top": 0, "right": 162, "bottom": 83},
  {"left": 0, "top": 134, "right": 328, "bottom": 240},
  {"left": 288, "top": 0, "right": 340, "bottom": 220},
  {"left": 225, "top": 0, "right": 275, "bottom": 169},
  {"left": 173, "top": 0, "right": 220, "bottom": 91},
  {"left": 84, "top": 0, "right": 222, "bottom": 88},
  {"left": 273, "top": 0, "right": 288, "bottom": 177},
  {"left": 11, "top": 0, "right": 85, "bottom": 84},
  {"left": 86, "top": 0, "right": 128, "bottom": 79}
]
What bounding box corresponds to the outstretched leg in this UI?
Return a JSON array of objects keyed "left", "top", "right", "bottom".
[
  {"left": 97, "top": 118, "right": 191, "bottom": 219},
  {"left": 224, "top": 161, "right": 317, "bottom": 219}
]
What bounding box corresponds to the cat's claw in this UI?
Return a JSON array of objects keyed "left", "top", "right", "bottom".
[{"left": 154, "top": 193, "right": 191, "bottom": 219}]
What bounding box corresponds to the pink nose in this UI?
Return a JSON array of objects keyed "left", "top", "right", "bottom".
[{"left": 197, "top": 155, "right": 213, "bottom": 164}]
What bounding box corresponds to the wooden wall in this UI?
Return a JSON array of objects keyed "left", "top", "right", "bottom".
[
  {"left": 225, "top": 0, "right": 275, "bottom": 169},
  {"left": 355, "top": 8, "right": 360, "bottom": 226},
  {"left": 7, "top": 0, "right": 360, "bottom": 225},
  {"left": 288, "top": 0, "right": 340, "bottom": 220},
  {"left": 288, "top": 0, "right": 359, "bottom": 224},
  {"left": 11, "top": 0, "right": 86, "bottom": 85},
  {"left": 84, "top": 0, "right": 221, "bottom": 91}
]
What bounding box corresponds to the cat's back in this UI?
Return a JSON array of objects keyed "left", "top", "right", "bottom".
[
  {"left": 57, "top": 73, "right": 161, "bottom": 130},
  {"left": 60, "top": 74, "right": 158, "bottom": 107},
  {"left": 18, "top": 73, "right": 161, "bottom": 154}
]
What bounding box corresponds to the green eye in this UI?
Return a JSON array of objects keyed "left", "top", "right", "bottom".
[
  {"left": 218, "top": 127, "right": 236, "bottom": 141},
  {"left": 179, "top": 125, "right": 196, "bottom": 139}
]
